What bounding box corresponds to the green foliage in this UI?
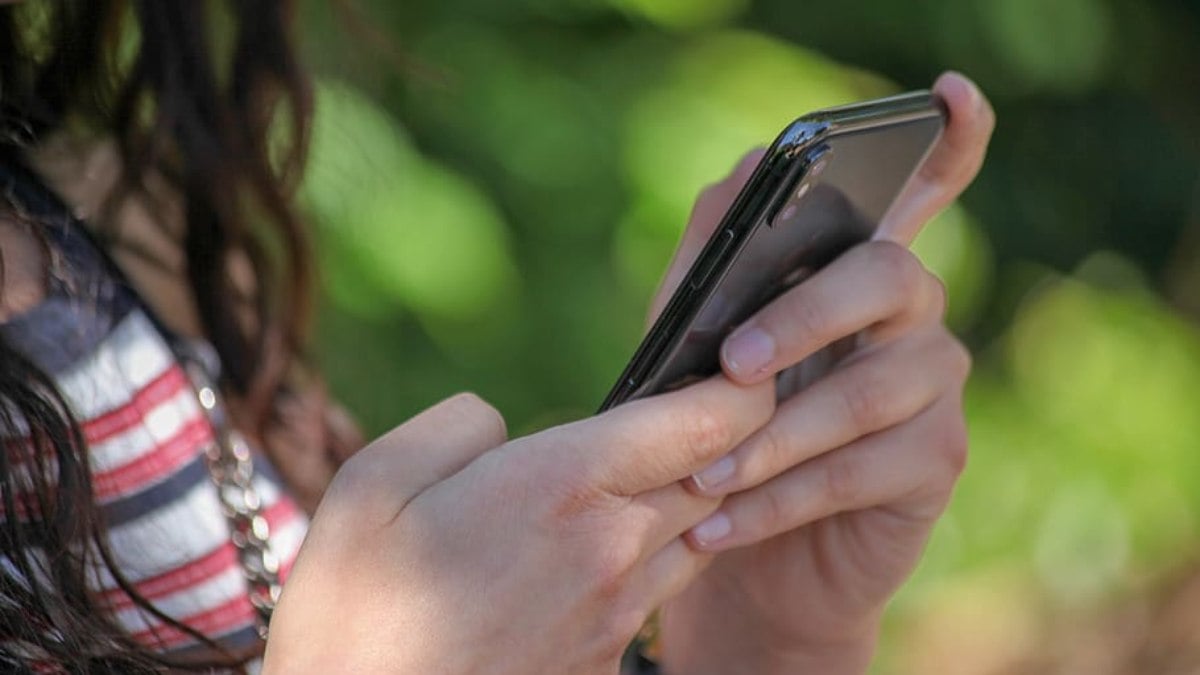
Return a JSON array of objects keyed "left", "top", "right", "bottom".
[
  {"left": 608, "top": 0, "right": 749, "bottom": 29},
  {"left": 979, "top": 0, "right": 1114, "bottom": 93},
  {"left": 303, "top": 82, "right": 519, "bottom": 322}
]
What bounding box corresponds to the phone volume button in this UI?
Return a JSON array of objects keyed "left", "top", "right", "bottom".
[{"left": 690, "top": 230, "right": 736, "bottom": 289}]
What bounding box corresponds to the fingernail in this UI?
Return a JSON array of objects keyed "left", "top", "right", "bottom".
[
  {"left": 939, "top": 71, "right": 980, "bottom": 113},
  {"left": 691, "top": 455, "right": 736, "bottom": 493},
  {"left": 723, "top": 328, "right": 775, "bottom": 378},
  {"left": 690, "top": 512, "right": 732, "bottom": 547}
]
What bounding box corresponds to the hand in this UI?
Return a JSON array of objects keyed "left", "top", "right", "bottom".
[
  {"left": 651, "top": 72, "right": 995, "bottom": 674},
  {"left": 263, "top": 377, "right": 775, "bottom": 674}
]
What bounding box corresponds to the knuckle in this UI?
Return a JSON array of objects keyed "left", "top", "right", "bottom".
[
  {"left": 750, "top": 425, "right": 790, "bottom": 481},
  {"left": 927, "top": 273, "right": 950, "bottom": 317},
  {"left": 929, "top": 328, "right": 972, "bottom": 382},
  {"left": 325, "top": 453, "right": 369, "bottom": 503},
  {"left": 866, "top": 241, "right": 924, "bottom": 305},
  {"left": 821, "top": 453, "right": 864, "bottom": 506},
  {"left": 757, "top": 483, "right": 790, "bottom": 534},
  {"left": 936, "top": 414, "right": 970, "bottom": 480},
  {"left": 542, "top": 475, "right": 610, "bottom": 530},
  {"left": 676, "top": 399, "right": 734, "bottom": 462},
  {"left": 323, "top": 451, "right": 394, "bottom": 526},
  {"left": 589, "top": 534, "right": 640, "bottom": 603},
  {"left": 839, "top": 372, "right": 890, "bottom": 431},
  {"left": 787, "top": 293, "right": 831, "bottom": 343},
  {"left": 446, "top": 391, "right": 509, "bottom": 443},
  {"left": 533, "top": 447, "right": 633, "bottom": 535},
  {"left": 947, "top": 336, "right": 973, "bottom": 381}
]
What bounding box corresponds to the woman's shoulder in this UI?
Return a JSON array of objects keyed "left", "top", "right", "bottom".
[
  {"left": 1, "top": 136, "right": 205, "bottom": 337},
  {"left": 0, "top": 216, "right": 47, "bottom": 323}
]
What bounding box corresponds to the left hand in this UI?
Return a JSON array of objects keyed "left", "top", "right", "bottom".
[{"left": 652, "top": 72, "right": 995, "bottom": 674}]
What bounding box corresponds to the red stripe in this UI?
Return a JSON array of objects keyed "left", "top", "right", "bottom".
[
  {"left": 1, "top": 413, "right": 213, "bottom": 512},
  {"left": 82, "top": 366, "right": 189, "bottom": 445},
  {"left": 265, "top": 495, "right": 301, "bottom": 532},
  {"left": 100, "top": 496, "right": 304, "bottom": 610},
  {"left": 132, "top": 595, "right": 256, "bottom": 649},
  {"left": 2, "top": 366, "right": 192, "bottom": 481},
  {"left": 92, "top": 417, "right": 212, "bottom": 500},
  {"left": 99, "top": 545, "right": 237, "bottom": 611}
]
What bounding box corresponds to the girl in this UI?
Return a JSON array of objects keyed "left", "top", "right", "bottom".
[{"left": 0, "top": 2, "right": 994, "bottom": 672}]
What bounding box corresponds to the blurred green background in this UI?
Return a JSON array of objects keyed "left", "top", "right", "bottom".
[{"left": 296, "top": 0, "right": 1200, "bottom": 672}]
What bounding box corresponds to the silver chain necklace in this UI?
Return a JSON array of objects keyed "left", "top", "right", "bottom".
[{"left": 178, "top": 341, "right": 282, "bottom": 640}]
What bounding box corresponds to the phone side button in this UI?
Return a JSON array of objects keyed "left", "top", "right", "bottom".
[{"left": 690, "top": 230, "right": 736, "bottom": 290}]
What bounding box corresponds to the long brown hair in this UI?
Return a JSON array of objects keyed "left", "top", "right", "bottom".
[{"left": 0, "top": 1, "right": 314, "bottom": 670}]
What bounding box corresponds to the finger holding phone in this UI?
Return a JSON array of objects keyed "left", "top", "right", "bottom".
[
  {"left": 264, "top": 377, "right": 774, "bottom": 673},
  {"left": 648, "top": 72, "right": 996, "bottom": 674}
]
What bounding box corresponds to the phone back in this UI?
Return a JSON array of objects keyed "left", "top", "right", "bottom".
[{"left": 602, "top": 93, "right": 944, "bottom": 410}]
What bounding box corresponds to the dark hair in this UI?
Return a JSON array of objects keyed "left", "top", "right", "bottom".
[{"left": 0, "top": 1, "right": 313, "bottom": 670}]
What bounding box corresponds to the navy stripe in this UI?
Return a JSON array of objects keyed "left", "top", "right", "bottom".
[
  {"left": 0, "top": 159, "right": 142, "bottom": 375},
  {"left": 101, "top": 454, "right": 210, "bottom": 528},
  {"left": 162, "top": 623, "right": 262, "bottom": 663},
  {"left": 1, "top": 290, "right": 137, "bottom": 376}
]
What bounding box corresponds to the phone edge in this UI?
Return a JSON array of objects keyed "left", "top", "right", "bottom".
[{"left": 597, "top": 91, "right": 945, "bottom": 412}]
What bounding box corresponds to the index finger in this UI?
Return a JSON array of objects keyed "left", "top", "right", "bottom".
[
  {"left": 876, "top": 71, "right": 995, "bottom": 245},
  {"left": 535, "top": 376, "right": 775, "bottom": 496}
]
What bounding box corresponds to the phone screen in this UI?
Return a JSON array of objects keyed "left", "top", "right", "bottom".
[{"left": 600, "top": 96, "right": 944, "bottom": 411}]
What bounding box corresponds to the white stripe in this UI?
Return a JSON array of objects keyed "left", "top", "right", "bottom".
[
  {"left": 88, "top": 387, "right": 204, "bottom": 473},
  {"left": 271, "top": 512, "right": 309, "bottom": 571},
  {"left": 96, "top": 480, "right": 231, "bottom": 586},
  {"left": 55, "top": 311, "right": 173, "bottom": 421},
  {"left": 87, "top": 386, "right": 204, "bottom": 470},
  {"left": 0, "top": 384, "right": 204, "bottom": 505},
  {"left": 253, "top": 474, "right": 282, "bottom": 505}
]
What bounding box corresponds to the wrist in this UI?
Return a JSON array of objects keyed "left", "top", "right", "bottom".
[
  {"left": 658, "top": 606, "right": 881, "bottom": 675},
  {"left": 660, "top": 632, "right": 878, "bottom": 675}
]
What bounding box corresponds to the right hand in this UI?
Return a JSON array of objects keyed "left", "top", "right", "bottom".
[{"left": 263, "top": 379, "right": 775, "bottom": 673}]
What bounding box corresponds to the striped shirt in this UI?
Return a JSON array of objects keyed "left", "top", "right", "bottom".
[{"left": 0, "top": 158, "right": 307, "bottom": 665}]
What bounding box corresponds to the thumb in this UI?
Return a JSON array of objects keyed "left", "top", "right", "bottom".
[
  {"left": 319, "top": 392, "right": 508, "bottom": 526},
  {"left": 875, "top": 71, "right": 994, "bottom": 245}
]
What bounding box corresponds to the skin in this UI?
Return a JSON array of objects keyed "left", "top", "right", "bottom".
[
  {"left": 0, "top": 219, "right": 45, "bottom": 321},
  {"left": 266, "top": 72, "right": 993, "bottom": 673}
]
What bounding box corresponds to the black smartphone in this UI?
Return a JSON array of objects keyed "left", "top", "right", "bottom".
[{"left": 599, "top": 90, "right": 946, "bottom": 411}]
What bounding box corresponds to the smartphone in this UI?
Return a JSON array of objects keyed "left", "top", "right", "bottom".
[{"left": 599, "top": 90, "right": 946, "bottom": 411}]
